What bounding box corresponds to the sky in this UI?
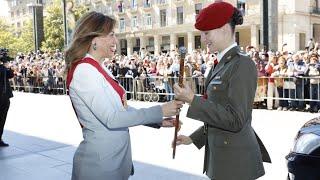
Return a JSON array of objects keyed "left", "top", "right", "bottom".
[{"left": 0, "top": 0, "right": 9, "bottom": 17}]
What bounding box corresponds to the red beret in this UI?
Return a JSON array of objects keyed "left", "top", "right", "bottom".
[{"left": 195, "top": 2, "right": 235, "bottom": 31}]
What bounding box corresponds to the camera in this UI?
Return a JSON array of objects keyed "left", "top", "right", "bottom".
[{"left": 0, "top": 48, "right": 13, "bottom": 63}]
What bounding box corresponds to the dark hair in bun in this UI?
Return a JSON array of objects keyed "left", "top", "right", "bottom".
[{"left": 229, "top": 8, "right": 243, "bottom": 33}]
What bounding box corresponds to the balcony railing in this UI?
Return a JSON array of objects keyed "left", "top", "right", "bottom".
[
  {"left": 130, "top": 5, "right": 138, "bottom": 12},
  {"left": 157, "top": 0, "right": 167, "bottom": 4},
  {"left": 311, "top": 7, "right": 320, "bottom": 15}
]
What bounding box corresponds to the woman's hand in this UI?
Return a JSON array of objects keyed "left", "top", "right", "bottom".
[
  {"left": 161, "top": 100, "right": 184, "bottom": 117},
  {"left": 161, "top": 117, "right": 182, "bottom": 131}
]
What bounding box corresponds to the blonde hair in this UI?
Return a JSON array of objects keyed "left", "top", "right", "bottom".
[{"left": 64, "top": 11, "right": 116, "bottom": 75}]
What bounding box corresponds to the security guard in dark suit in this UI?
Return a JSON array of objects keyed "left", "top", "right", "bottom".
[
  {"left": 0, "top": 48, "right": 14, "bottom": 147},
  {"left": 173, "top": 2, "right": 271, "bottom": 180}
]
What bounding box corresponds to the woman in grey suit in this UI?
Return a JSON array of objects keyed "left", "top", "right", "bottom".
[{"left": 65, "top": 12, "right": 183, "bottom": 180}]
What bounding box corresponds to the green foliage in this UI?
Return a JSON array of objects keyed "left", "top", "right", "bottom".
[
  {"left": 0, "top": 19, "right": 33, "bottom": 56},
  {"left": 0, "top": 20, "right": 14, "bottom": 50},
  {"left": 72, "top": 3, "right": 89, "bottom": 22},
  {"left": 41, "top": 2, "right": 64, "bottom": 52},
  {"left": 0, "top": 0, "right": 90, "bottom": 56},
  {"left": 12, "top": 20, "right": 34, "bottom": 54}
]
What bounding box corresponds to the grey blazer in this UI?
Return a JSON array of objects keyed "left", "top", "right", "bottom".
[
  {"left": 187, "top": 46, "right": 271, "bottom": 180},
  {"left": 69, "top": 63, "right": 163, "bottom": 180}
]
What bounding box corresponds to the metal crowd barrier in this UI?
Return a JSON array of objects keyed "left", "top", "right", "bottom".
[
  {"left": 8, "top": 75, "right": 320, "bottom": 104},
  {"left": 133, "top": 76, "right": 205, "bottom": 102},
  {"left": 256, "top": 76, "right": 320, "bottom": 102},
  {"left": 9, "top": 76, "right": 66, "bottom": 95}
]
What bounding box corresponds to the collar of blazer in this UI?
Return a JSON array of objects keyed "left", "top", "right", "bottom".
[{"left": 205, "top": 46, "right": 240, "bottom": 89}]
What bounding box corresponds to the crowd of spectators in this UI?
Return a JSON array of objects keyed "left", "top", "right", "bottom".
[
  {"left": 6, "top": 42, "right": 320, "bottom": 112},
  {"left": 248, "top": 40, "right": 320, "bottom": 113},
  {"left": 7, "top": 49, "right": 65, "bottom": 94}
]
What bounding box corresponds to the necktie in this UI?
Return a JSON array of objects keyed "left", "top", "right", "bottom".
[{"left": 214, "top": 59, "right": 218, "bottom": 66}]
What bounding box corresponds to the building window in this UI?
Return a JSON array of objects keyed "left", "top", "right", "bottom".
[
  {"left": 22, "top": 8, "right": 26, "bottom": 15},
  {"left": 16, "top": 10, "right": 20, "bottom": 17},
  {"left": 11, "top": 11, "right": 14, "bottom": 18},
  {"left": 131, "top": 0, "right": 137, "bottom": 8},
  {"left": 149, "top": 37, "right": 154, "bottom": 46},
  {"left": 145, "top": 14, "right": 152, "bottom": 26},
  {"left": 118, "top": 1, "right": 125, "bottom": 13},
  {"left": 132, "top": 16, "right": 138, "bottom": 28},
  {"left": 195, "top": 35, "right": 201, "bottom": 49},
  {"left": 160, "top": 9, "right": 167, "bottom": 27},
  {"left": 11, "top": 0, "right": 17, "bottom": 7},
  {"left": 237, "top": 0, "right": 246, "bottom": 16},
  {"left": 135, "top": 38, "right": 140, "bottom": 47},
  {"left": 17, "top": 22, "right": 21, "bottom": 28},
  {"left": 162, "top": 36, "right": 170, "bottom": 44},
  {"left": 178, "top": 37, "right": 184, "bottom": 47},
  {"left": 120, "top": 18, "right": 125, "bottom": 32},
  {"left": 195, "top": 3, "right": 202, "bottom": 15},
  {"left": 316, "top": 0, "right": 320, "bottom": 8},
  {"left": 177, "top": 6, "right": 183, "bottom": 24},
  {"left": 299, "top": 33, "right": 306, "bottom": 50},
  {"left": 144, "top": 0, "right": 151, "bottom": 8}
]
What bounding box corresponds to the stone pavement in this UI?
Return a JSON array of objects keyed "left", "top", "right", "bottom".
[{"left": 0, "top": 92, "right": 318, "bottom": 180}]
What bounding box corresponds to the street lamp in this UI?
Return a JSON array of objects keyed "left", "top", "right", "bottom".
[
  {"left": 62, "top": 0, "right": 68, "bottom": 47},
  {"left": 27, "top": 3, "right": 43, "bottom": 52}
]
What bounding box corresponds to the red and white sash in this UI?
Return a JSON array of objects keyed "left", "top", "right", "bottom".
[{"left": 66, "top": 57, "right": 126, "bottom": 127}]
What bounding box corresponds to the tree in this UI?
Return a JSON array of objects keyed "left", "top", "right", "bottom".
[
  {"left": 0, "top": 20, "right": 22, "bottom": 56},
  {"left": 41, "top": 2, "right": 64, "bottom": 52},
  {"left": 67, "top": 1, "right": 89, "bottom": 43},
  {"left": 0, "top": 20, "right": 15, "bottom": 50},
  {"left": 72, "top": 2, "right": 89, "bottom": 22},
  {"left": 11, "top": 20, "right": 34, "bottom": 54}
]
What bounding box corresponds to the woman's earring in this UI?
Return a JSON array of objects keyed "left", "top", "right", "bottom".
[{"left": 93, "top": 43, "right": 97, "bottom": 50}]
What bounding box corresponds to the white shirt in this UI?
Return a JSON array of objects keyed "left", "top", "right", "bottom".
[{"left": 217, "top": 42, "right": 237, "bottom": 62}]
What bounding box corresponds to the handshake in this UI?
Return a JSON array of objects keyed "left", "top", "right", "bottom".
[{"left": 160, "top": 83, "right": 195, "bottom": 146}]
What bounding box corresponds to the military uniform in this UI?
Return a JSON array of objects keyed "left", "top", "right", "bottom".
[{"left": 188, "top": 46, "right": 271, "bottom": 180}]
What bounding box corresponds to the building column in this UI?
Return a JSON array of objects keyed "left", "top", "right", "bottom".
[
  {"left": 154, "top": 35, "right": 160, "bottom": 56},
  {"left": 116, "top": 36, "right": 121, "bottom": 55},
  {"left": 268, "top": 0, "right": 278, "bottom": 51},
  {"left": 187, "top": 32, "right": 194, "bottom": 53},
  {"left": 140, "top": 36, "right": 147, "bottom": 50},
  {"left": 170, "top": 33, "right": 177, "bottom": 51},
  {"left": 250, "top": 24, "right": 259, "bottom": 48},
  {"left": 127, "top": 37, "right": 133, "bottom": 56}
]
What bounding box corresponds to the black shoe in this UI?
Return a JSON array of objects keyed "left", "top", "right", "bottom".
[{"left": 0, "top": 141, "right": 9, "bottom": 147}]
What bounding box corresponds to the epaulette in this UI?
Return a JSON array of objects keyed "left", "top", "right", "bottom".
[{"left": 237, "top": 51, "right": 249, "bottom": 57}]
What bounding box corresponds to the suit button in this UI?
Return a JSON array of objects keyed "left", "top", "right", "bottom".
[{"left": 224, "top": 141, "right": 228, "bottom": 145}]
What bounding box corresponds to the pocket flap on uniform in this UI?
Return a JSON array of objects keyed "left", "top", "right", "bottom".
[{"left": 210, "top": 80, "right": 222, "bottom": 85}]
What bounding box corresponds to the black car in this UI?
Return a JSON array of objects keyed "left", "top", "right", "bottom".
[{"left": 286, "top": 116, "right": 320, "bottom": 180}]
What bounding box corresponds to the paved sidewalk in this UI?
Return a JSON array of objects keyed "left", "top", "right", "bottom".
[{"left": 0, "top": 92, "right": 318, "bottom": 180}]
